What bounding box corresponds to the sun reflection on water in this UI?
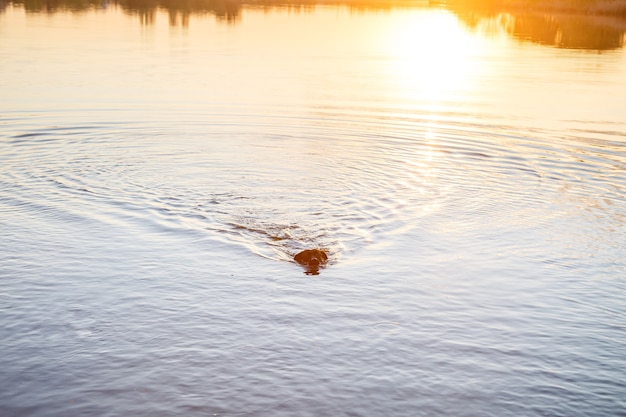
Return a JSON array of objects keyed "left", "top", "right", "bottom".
[{"left": 383, "top": 10, "right": 488, "bottom": 111}]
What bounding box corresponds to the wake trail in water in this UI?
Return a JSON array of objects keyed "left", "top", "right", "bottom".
[{"left": 2, "top": 113, "right": 624, "bottom": 269}]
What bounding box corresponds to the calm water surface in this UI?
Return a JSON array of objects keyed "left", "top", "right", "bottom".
[{"left": 1, "top": 3, "right": 625, "bottom": 416}]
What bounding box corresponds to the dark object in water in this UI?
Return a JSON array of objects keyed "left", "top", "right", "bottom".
[{"left": 294, "top": 249, "right": 328, "bottom": 275}]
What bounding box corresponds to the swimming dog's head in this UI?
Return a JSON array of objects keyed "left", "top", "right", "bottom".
[{"left": 294, "top": 249, "right": 328, "bottom": 275}]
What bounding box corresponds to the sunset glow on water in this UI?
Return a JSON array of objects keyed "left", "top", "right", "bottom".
[{"left": 1, "top": 2, "right": 625, "bottom": 416}]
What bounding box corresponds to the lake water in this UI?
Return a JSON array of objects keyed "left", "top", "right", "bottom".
[{"left": 1, "top": 1, "right": 626, "bottom": 416}]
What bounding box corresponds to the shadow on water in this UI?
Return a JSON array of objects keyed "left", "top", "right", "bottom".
[{"left": 3, "top": 0, "right": 626, "bottom": 50}]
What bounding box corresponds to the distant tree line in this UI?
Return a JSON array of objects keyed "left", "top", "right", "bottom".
[
  {"left": 5, "top": 0, "right": 241, "bottom": 21},
  {"left": 434, "top": 0, "right": 626, "bottom": 49},
  {"left": 6, "top": 0, "right": 626, "bottom": 16},
  {"left": 3, "top": 0, "right": 625, "bottom": 49},
  {"left": 431, "top": 0, "right": 626, "bottom": 16}
]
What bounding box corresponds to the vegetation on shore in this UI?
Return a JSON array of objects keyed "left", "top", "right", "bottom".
[
  {"left": 3, "top": 0, "right": 625, "bottom": 48},
  {"left": 432, "top": 0, "right": 626, "bottom": 17},
  {"left": 6, "top": 0, "right": 626, "bottom": 16}
]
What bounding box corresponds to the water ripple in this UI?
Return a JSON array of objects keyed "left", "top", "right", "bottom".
[{"left": 1, "top": 110, "right": 624, "bottom": 272}]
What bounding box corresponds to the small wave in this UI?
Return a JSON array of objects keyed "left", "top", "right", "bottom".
[{"left": 2, "top": 113, "right": 623, "bottom": 269}]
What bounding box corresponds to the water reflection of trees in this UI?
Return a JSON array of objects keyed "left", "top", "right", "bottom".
[
  {"left": 8, "top": 0, "right": 242, "bottom": 22},
  {"left": 6, "top": 0, "right": 424, "bottom": 23},
  {"left": 4, "top": 0, "right": 626, "bottom": 50},
  {"left": 438, "top": 0, "right": 626, "bottom": 50}
]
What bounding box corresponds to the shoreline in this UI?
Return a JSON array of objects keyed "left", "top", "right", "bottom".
[{"left": 432, "top": 0, "right": 626, "bottom": 17}]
